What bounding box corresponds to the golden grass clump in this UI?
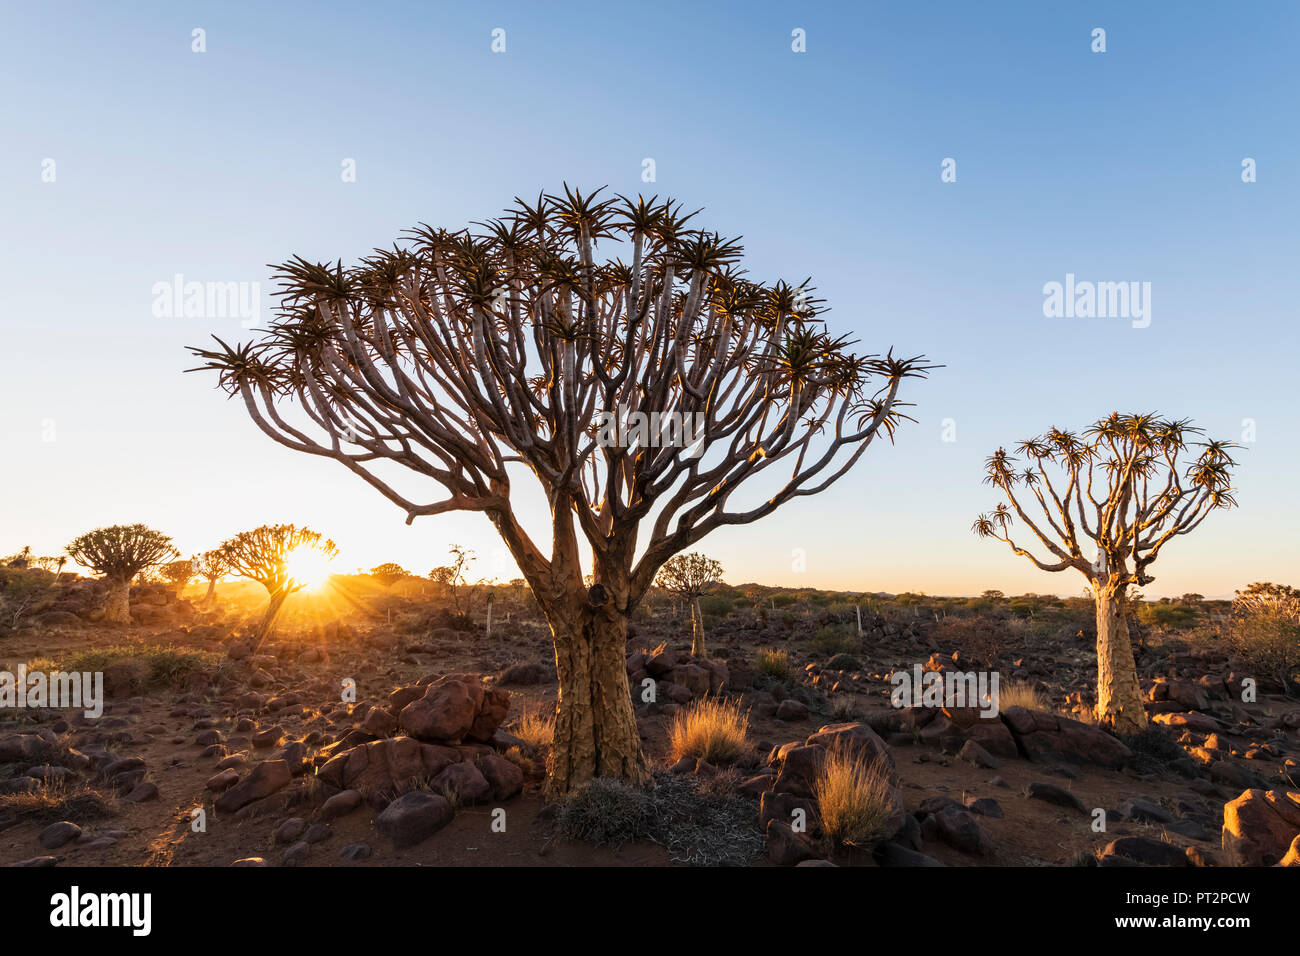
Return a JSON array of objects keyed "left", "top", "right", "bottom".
[
  {"left": 512, "top": 708, "right": 555, "bottom": 748},
  {"left": 813, "top": 747, "right": 897, "bottom": 848},
  {"left": 998, "top": 680, "right": 1048, "bottom": 712},
  {"left": 668, "top": 698, "right": 750, "bottom": 765}
]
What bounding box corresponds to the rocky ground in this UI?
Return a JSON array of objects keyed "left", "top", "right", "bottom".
[{"left": 1, "top": 579, "right": 1297, "bottom": 868}]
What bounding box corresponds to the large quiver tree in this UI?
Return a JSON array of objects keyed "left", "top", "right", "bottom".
[
  {"left": 66, "top": 524, "right": 178, "bottom": 624},
  {"left": 189, "top": 187, "right": 933, "bottom": 795},
  {"left": 973, "top": 412, "right": 1239, "bottom": 734}
]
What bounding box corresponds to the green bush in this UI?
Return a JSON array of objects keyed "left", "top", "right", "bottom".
[
  {"left": 755, "top": 648, "right": 793, "bottom": 681},
  {"left": 699, "top": 595, "right": 734, "bottom": 619},
  {"left": 808, "top": 624, "right": 857, "bottom": 657},
  {"left": 28, "top": 645, "right": 230, "bottom": 695}
]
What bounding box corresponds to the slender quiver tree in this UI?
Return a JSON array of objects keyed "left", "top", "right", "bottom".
[
  {"left": 192, "top": 549, "right": 232, "bottom": 607},
  {"left": 220, "top": 524, "right": 337, "bottom": 643},
  {"left": 655, "top": 551, "right": 724, "bottom": 658},
  {"left": 973, "top": 413, "right": 1239, "bottom": 734},
  {"left": 66, "top": 524, "right": 178, "bottom": 624},
  {"left": 189, "top": 187, "right": 933, "bottom": 794}
]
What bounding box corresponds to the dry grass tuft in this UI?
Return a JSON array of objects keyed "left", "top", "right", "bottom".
[
  {"left": 0, "top": 779, "right": 117, "bottom": 825},
  {"left": 813, "top": 747, "right": 897, "bottom": 848},
  {"left": 668, "top": 698, "right": 749, "bottom": 765},
  {"left": 998, "top": 680, "right": 1048, "bottom": 712},
  {"left": 512, "top": 708, "right": 555, "bottom": 748}
]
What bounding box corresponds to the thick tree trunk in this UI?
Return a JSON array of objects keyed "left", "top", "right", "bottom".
[
  {"left": 546, "top": 595, "right": 649, "bottom": 799},
  {"left": 202, "top": 578, "right": 217, "bottom": 607},
  {"left": 104, "top": 578, "right": 131, "bottom": 624},
  {"left": 1093, "top": 582, "right": 1148, "bottom": 735},
  {"left": 690, "top": 597, "right": 706, "bottom": 658}
]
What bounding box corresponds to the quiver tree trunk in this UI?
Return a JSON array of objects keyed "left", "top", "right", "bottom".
[
  {"left": 256, "top": 587, "right": 290, "bottom": 645},
  {"left": 1093, "top": 580, "right": 1148, "bottom": 735},
  {"left": 202, "top": 578, "right": 218, "bottom": 607},
  {"left": 104, "top": 577, "right": 131, "bottom": 624},
  {"left": 690, "top": 597, "right": 706, "bottom": 659},
  {"left": 545, "top": 592, "right": 649, "bottom": 799}
]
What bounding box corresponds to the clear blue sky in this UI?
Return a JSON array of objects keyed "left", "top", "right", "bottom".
[{"left": 2, "top": 1, "right": 1296, "bottom": 598}]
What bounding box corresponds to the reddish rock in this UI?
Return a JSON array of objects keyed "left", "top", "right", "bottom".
[
  {"left": 214, "top": 760, "right": 292, "bottom": 814},
  {"left": 766, "top": 820, "right": 819, "bottom": 866},
  {"left": 776, "top": 699, "right": 810, "bottom": 722},
  {"left": 315, "top": 736, "right": 462, "bottom": 797},
  {"left": 398, "top": 677, "right": 509, "bottom": 743},
  {"left": 1152, "top": 712, "right": 1221, "bottom": 733},
  {"left": 1000, "top": 707, "right": 1130, "bottom": 768},
  {"left": 375, "top": 791, "right": 453, "bottom": 848},
  {"left": 360, "top": 707, "right": 398, "bottom": 737},
  {"left": 1222, "top": 789, "right": 1300, "bottom": 866},
  {"left": 806, "top": 722, "right": 893, "bottom": 770},
  {"left": 475, "top": 753, "right": 524, "bottom": 801},
  {"left": 432, "top": 761, "right": 492, "bottom": 804}
]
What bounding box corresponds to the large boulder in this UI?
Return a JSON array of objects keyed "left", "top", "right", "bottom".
[
  {"left": 315, "top": 736, "right": 463, "bottom": 798},
  {"left": 768, "top": 722, "right": 905, "bottom": 844},
  {"left": 398, "top": 676, "right": 509, "bottom": 743},
  {"left": 431, "top": 761, "right": 492, "bottom": 804},
  {"left": 1221, "top": 789, "right": 1300, "bottom": 866},
  {"left": 475, "top": 753, "right": 524, "bottom": 801},
  {"left": 1000, "top": 706, "right": 1131, "bottom": 768},
  {"left": 375, "top": 791, "right": 454, "bottom": 848},
  {"left": 214, "top": 760, "right": 292, "bottom": 814},
  {"left": 805, "top": 722, "right": 893, "bottom": 768}
]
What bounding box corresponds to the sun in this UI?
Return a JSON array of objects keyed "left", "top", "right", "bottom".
[{"left": 285, "top": 547, "right": 335, "bottom": 591}]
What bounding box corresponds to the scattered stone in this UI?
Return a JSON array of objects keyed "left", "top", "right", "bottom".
[
  {"left": 339, "top": 842, "right": 372, "bottom": 861},
  {"left": 320, "top": 789, "right": 363, "bottom": 821},
  {"left": 214, "top": 760, "right": 292, "bottom": 814},
  {"left": 958, "top": 739, "right": 1000, "bottom": 769},
  {"left": 1102, "top": 836, "right": 1191, "bottom": 867},
  {"left": 765, "top": 820, "right": 818, "bottom": 866},
  {"left": 873, "top": 842, "right": 945, "bottom": 867},
  {"left": 775, "top": 699, "right": 809, "bottom": 722},
  {"left": 964, "top": 796, "right": 1003, "bottom": 818},
  {"left": 274, "top": 817, "right": 308, "bottom": 845},
  {"left": 375, "top": 791, "right": 454, "bottom": 848},
  {"left": 932, "top": 807, "right": 993, "bottom": 856},
  {"left": 282, "top": 841, "right": 312, "bottom": 866},
  {"left": 1026, "top": 781, "right": 1086, "bottom": 812},
  {"left": 1118, "top": 797, "right": 1174, "bottom": 825},
  {"left": 125, "top": 781, "right": 159, "bottom": 803},
  {"left": 39, "top": 822, "right": 82, "bottom": 850}
]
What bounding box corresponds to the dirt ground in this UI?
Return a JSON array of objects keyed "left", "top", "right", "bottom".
[{"left": 1, "top": 582, "right": 1297, "bottom": 868}]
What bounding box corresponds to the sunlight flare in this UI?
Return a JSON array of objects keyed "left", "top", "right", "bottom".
[{"left": 286, "top": 546, "right": 336, "bottom": 591}]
